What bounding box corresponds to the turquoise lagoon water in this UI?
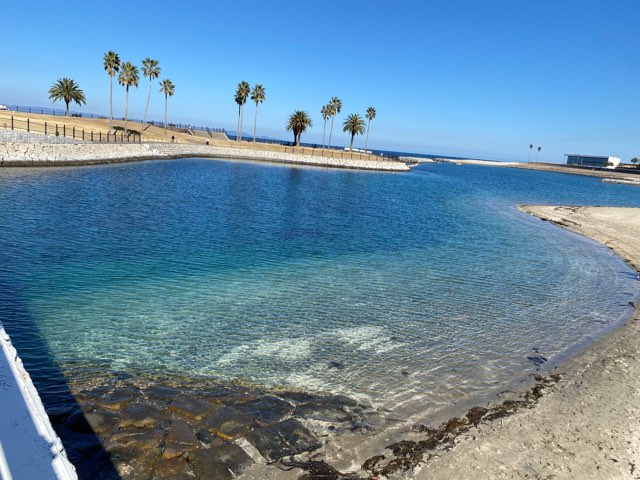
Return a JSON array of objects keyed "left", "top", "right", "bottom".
[{"left": 1, "top": 159, "right": 639, "bottom": 416}]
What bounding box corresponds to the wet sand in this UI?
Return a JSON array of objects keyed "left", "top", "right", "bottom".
[{"left": 416, "top": 206, "right": 640, "bottom": 479}]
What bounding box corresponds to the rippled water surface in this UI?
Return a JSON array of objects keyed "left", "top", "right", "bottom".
[{"left": 1, "top": 159, "right": 639, "bottom": 415}]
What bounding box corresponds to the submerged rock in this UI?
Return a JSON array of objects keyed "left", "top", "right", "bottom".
[
  {"left": 142, "top": 385, "right": 180, "bottom": 407},
  {"left": 106, "top": 428, "right": 164, "bottom": 459},
  {"left": 245, "top": 418, "right": 321, "bottom": 462},
  {"left": 294, "top": 400, "right": 352, "bottom": 423},
  {"left": 272, "top": 390, "right": 317, "bottom": 405},
  {"left": 152, "top": 456, "right": 193, "bottom": 480},
  {"left": 162, "top": 420, "right": 201, "bottom": 459},
  {"left": 120, "top": 402, "right": 161, "bottom": 429},
  {"left": 168, "top": 394, "right": 215, "bottom": 421},
  {"left": 95, "top": 386, "right": 139, "bottom": 411},
  {"left": 110, "top": 445, "right": 161, "bottom": 480},
  {"left": 189, "top": 443, "right": 254, "bottom": 479},
  {"left": 201, "top": 406, "right": 255, "bottom": 440},
  {"left": 235, "top": 395, "right": 293, "bottom": 425}
]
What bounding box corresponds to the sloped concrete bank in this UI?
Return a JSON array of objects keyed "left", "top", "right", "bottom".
[
  {"left": 0, "top": 321, "right": 77, "bottom": 479},
  {"left": 0, "top": 143, "right": 410, "bottom": 172}
]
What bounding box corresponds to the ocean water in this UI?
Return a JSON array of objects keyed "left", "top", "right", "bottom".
[{"left": 0, "top": 159, "right": 639, "bottom": 417}]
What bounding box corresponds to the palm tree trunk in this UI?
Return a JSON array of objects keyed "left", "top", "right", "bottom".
[
  {"left": 350, "top": 133, "right": 354, "bottom": 150},
  {"left": 164, "top": 93, "right": 168, "bottom": 137},
  {"left": 109, "top": 76, "right": 113, "bottom": 128},
  {"left": 322, "top": 119, "right": 326, "bottom": 149},
  {"left": 365, "top": 120, "right": 370, "bottom": 151},
  {"left": 65, "top": 101, "right": 69, "bottom": 117},
  {"left": 239, "top": 104, "right": 244, "bottom": 142},
  {"left": 237, "top": 105, "right": 241, "bottom": 141},
  {"left": 143, "top": 78, "right": 151, "bottom": 124},
  {"left": 528, "top": 150, "right": 531, "bottom": 163},
  {"left": 124, "top": 86, "right": 129, "bottom": 136},
  {"left": 328, "top": 116, "right": 335, "bottom": 148},
  {"left": 253, "top": 103, "right": 258, "bottom": 142}
]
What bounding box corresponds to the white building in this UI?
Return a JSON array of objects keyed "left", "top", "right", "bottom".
[{"left": 565, "top": 154, "right": 621, "bottom": 169}]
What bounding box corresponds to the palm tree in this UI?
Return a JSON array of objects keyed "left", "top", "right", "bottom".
[
  {"left": 327, "top": 96, "right": 342, "bottom": 149},
  {"left": 631, "top": 157, "right": 639, "bottom": 167},
  {"left": 342, "top": 113, "right": 366, "bottom": 150},
  {"left": 536, "top": 146, "right": 541, "bottom": 162},
  {"left": 103, "top": 51, "right": 120, "bottom": 127},
  {"left": 320, "top": 105, "right": 331, "bottom": 148},
  {"left": 141, "top": 58, "right": 161, "bottom": 125},
  {"left": 118, "top": 61, "right": 139, "bottom": 136},
  {"left": 286, "top": 110, "right": 312, "bottom": 146},
  {"left": 364, "top": 107, "right": 376, "bottom": 151},
  {"left": 159, "top": 79, "right": 175, "bottom": 137},
  {"left": 234, "top": 81, "right": 250, "bottom": 141},
  {"left": 48, "top": 78, "right": 86, "bottom": 116},
  {"left": 250, "top": 84, "right": 266, "bottom": 142},
  {"left": 528, "top": 144, "right": 533, "bottom": 163}
]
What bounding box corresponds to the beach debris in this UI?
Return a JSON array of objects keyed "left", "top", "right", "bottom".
[{"left": 526, "top": 354, "right": 548, "bottom": 367}]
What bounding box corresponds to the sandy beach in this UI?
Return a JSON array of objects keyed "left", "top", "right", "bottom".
[{"left": 415, "top": 206, "right": 640, "bottom": 479}]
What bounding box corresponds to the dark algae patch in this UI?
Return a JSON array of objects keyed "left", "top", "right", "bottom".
[{"left": 283, "top": 373, "right": 562, "bottom": 479}]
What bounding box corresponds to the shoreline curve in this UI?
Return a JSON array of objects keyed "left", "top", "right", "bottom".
[{"left": 416, "top": 205, "right": 640, "bottom": 479}]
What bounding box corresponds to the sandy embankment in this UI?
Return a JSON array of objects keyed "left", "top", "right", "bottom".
[{"left": 420, "top": 206, "right": 640, "bottom": 479}]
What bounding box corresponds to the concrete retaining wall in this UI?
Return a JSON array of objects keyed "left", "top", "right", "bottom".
[{"left": 0, "top": 143, "right": 410, "bottom": 172}]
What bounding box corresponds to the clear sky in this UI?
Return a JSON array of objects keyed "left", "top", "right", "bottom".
[{"left": 1, "top": 0, "right": 638, "bottom": 162}]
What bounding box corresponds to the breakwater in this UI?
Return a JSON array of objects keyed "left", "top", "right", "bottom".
[{"left": 0, "top": 142, "right": 410, "bottom": 172}]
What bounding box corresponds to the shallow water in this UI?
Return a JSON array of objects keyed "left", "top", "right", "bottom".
[{"left": 1, "top": 159, "right": 639, "bottom": 419}]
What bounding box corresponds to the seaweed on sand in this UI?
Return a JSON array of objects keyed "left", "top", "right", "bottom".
[
  {"left": 284, "top": 373, "right": 562, "bottom": 479},
  {"left": 279, "top": 456, "right": 365, "bottom": 479}
]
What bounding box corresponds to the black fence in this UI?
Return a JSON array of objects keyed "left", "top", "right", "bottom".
[
  {"left": 0, "top": 104, "right": 226, "bottom": 134},
  {"left": 0, "top": 114, "right": 174, "bottom": 143}
]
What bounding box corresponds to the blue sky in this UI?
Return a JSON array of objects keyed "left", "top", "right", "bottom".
[{"left": 1, "top": 0, "right": 638, "bottom": 162}]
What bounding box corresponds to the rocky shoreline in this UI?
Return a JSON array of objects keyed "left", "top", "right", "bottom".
[
  {"left": 0, "top": 142, "right": 410, "bottom": 172},
  {"left": 52, "top": 371, "right": 396, "bottom": 480}
]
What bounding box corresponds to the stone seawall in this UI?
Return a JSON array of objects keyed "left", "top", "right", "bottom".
[{"left": 0, "top": 143, "right": 410, "bottom": 172}]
